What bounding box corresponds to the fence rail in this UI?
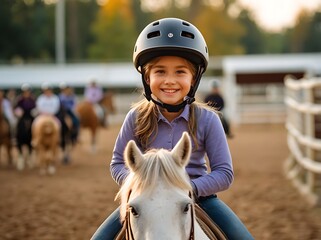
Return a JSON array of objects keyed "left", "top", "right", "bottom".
[{"left": 284, "top": 76, "right": 321, "bottom": 206}]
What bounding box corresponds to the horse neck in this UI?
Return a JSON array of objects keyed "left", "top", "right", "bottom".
[{"left": 99, "top": 94, "right": 114, "bottom": 112}]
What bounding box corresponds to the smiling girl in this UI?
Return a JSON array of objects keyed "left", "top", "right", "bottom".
[{"left": 91, "top": 18, "right": 253, "bottom": 240}]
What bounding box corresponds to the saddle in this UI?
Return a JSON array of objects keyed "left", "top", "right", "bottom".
[{"left": 115, "top": 203, "right": 227, "bottom": 240}]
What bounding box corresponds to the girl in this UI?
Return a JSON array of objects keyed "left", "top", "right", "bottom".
[{"left": 91, "top": 18, "right": 253, "bottom": 240}]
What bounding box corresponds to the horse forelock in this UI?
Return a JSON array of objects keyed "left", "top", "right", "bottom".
[{"left": 118, "top": 148, "right": 192, "bottom": 221}]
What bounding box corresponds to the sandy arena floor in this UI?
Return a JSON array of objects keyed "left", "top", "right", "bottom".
[{"left": 0, "top": 123, "right": 321, "bottom": 240}]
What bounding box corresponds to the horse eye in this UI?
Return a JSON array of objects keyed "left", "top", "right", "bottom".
[
  {"left": 183, "top": 203, "right": 191, "bottom": 214},
  {"left": 129, "top": 206, "right": 139, "bottom": 217}
]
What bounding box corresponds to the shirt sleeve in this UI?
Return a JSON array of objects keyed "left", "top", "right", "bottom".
[
  {"left": 110, "top": 109, "right": 137, "bottom": 185},
  {"left": 191, "top": 110, "right": 234, "bottom": 197}
]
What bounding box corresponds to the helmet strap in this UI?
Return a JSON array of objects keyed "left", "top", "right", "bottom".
[
  {"left": 187, "top": 66, "right": 204, "bottom": 99},
  {"left": 150, "top": 95, "right": 194, "bottom": 112}
]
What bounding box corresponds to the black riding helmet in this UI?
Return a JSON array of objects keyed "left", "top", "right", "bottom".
[{"left": 133, "top": 18, "right": 209, "bottom": 112}]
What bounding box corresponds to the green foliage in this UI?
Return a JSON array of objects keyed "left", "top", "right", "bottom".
[
  {"left": 0, "top": 0, "right": 320, "bottom": 64},
  {"left": 0, "top": 0, "right": 55, "bottom": 63},
  {"left": 66, "top": 0, "right": 99, "bottom": 61},
  {"left": 303, "top": 12, "right": 321, "bottom": 52},
  {"left": 88, "top": 0, "right": 136, "bottom": 61},
  {"left": 238, "top": 9, "right": 265, "bottom": 54},
  {"left": 194, "top": 6, "right": 245, "bottom": 55}
]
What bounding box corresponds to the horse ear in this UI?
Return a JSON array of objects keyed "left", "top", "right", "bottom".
[
  {"left": 171, "top": 132, "right": 191, "bottom": 167},
  {"left": 124, "top": 140, "right": 144, "bottom": 172}
]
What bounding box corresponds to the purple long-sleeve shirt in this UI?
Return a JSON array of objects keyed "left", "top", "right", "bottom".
[{"left": 110, "top": 104, "right": 234, "bottom": 197}]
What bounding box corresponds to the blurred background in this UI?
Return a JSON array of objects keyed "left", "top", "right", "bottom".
[
  {"left": 1, "top": 0, "right": 321, "bottom": 125},
  {"left": 1, "top": 0, "right": 320, "bottom": 64},
  {"left": 1, "top": 1, "right": 321, "bottom": 239}
]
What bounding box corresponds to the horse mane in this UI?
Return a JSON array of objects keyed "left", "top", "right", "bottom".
[{"left": 117, "top": 148, "right": 192, "bottom": 221}]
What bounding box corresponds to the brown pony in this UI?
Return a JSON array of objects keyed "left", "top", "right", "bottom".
[
  {"left": 31, "top": 115, "right": 60, "bottom": 175},
  {"left": 0, "top": 102, "right": 13, "bottom": 166},
  {"left": 76, "top": 91, "right": 115, "bottom": 153}
]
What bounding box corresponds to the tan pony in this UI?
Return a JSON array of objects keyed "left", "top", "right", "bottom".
[
  {"left": 31, "top": 115, "right": 60, "bottom": 175},
  {"left": 76, "top": 91, "right": 115, "bottom": 153}
]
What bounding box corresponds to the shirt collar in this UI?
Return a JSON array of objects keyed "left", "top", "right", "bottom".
[{"left": 157, "top": 104, "right": 190, "bottom": 122}]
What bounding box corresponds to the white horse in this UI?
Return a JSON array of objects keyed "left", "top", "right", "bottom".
[{"left": 116, "top": 132, "right": 226, "bottom": 240}]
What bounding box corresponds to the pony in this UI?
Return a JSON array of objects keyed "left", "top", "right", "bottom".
[
  {"left": 0, "top": 104, "right": 13, "bottom": 166},
  {"left": 76, "top": 91, "right": 115, "bottom": 153},
  {"left": 116, "top": 132, "right": 226, "bottom": 240},
  {"left": 15, "top": 110, "right": 34, "bottom": 170},
  {"left": 31, "top": 115, "right": 60, "bottom": 175}
]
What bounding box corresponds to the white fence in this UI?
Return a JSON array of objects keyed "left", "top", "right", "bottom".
[{"left": 284, "top": 76, "right": 321, "bottom": 206}]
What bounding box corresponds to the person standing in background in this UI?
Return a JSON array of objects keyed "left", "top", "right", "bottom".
[{"left": 204, "top": 79, "right": 233, "bottom": 138}]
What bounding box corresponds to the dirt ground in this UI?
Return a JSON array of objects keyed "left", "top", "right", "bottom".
[{"left": 1, "top": 123, "right": 321, "bottom": 240}]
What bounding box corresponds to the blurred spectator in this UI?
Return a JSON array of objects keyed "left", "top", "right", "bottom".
[{"left": 204, "top": 80, "right": 233, "bottom": 138}]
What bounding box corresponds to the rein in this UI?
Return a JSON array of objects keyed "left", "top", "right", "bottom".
[{"left": 124, "top": 190, "right": 195, "bottom": 240}]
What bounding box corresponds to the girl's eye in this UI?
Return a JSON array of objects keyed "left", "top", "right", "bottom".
[{"left": 154, "top": 70, "right": 165, "bottom": 75}]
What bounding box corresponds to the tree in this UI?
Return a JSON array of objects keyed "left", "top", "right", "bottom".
[
  {"left": 88, "top": 0, "right": 136, "bottom": 61},
  {"left": 286, "top": 9, "right": 311, "bottom": 52},
  {"left": 237, "top": 9, "right": 265, "bottom": 54},
  {"left": 194, "top": 5, "right": 245, "bottom": 56},
  {"left": 303, "top": 11, "right": 321, "bottom": 52},
  {"left": 0, "top": 0, "right": 55, "bottom": 63},
  {"left": 66, "top": 0, "right": 99, "bottom": 61}
]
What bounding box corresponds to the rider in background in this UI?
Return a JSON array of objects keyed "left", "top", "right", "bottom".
[
  {"left": 6, "top": 88, "right": 17, "bottom": 108},
  {"left": 84, "top": 79, "right": 106, "bottom": 127},
  {"left": 59, "top": 82, "right": 80, "bottom": 143},
  {"left": 0, "top": 89, "right": 16, "bottom": 140},
  {"left": 35, "top": 82, "right": 68, "bottom": 138},
  {"left": 36, "top": 82, "right": 61, "bottom": 116},
  {"left": 204, "top": 79, "right": 233, "bottom": 138},
  {"left": 14, "top": 83, "right": 36, "bottom": 120}
]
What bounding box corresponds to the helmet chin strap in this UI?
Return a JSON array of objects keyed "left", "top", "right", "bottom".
[
  {"left": 141, "top": 66, "right": 203, "bottom": 113},
  {"left": 146, "top": 94, "right": 195, "bottom": 112}
]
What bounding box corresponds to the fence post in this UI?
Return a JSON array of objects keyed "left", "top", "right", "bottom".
[
  {"left": 284, "top": 76, "right": 321, "bottom": 206},
  {"left": 305, "top": 84, "right": 316, "bottom": 193}
]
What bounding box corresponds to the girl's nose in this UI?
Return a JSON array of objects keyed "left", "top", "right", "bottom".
[{"left": 163, "top": 74, "right": 176, "bottom": 84}]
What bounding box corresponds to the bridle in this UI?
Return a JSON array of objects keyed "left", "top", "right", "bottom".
[{"left": 125, "top": 191, "right": 195, "bottom": 240}]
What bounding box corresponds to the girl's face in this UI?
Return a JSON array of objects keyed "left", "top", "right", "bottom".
[{"left": 147, "top": 56, "right": 194, "bottom": 106}]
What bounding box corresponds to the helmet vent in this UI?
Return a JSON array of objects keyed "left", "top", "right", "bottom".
[
  {"left": 152, "top": 21, "right": 160, "bottom": 26},
  {"left": 182, "top": 21, "right": 190, "bottom": 26},
  {"left": 181, "top": 31, "right": 194, "bottom": 39},
  {"left": 147, "top": 31, "right": 161, "bottom": 39}
]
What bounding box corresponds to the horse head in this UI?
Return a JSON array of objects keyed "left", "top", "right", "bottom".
[
  {"left": 117, "top": 132, "right": 205, "bottom": 240},
  {"left": 100, "top": 91, "right": 115, "bottom": 114}
]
